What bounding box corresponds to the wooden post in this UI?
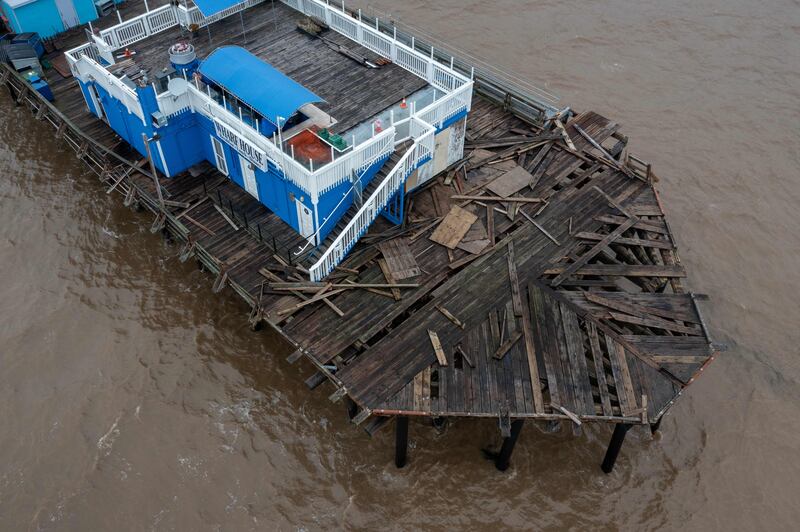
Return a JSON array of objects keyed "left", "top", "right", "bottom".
[
  {"left": 395, "top": 416, "right": 409, "bottom": 468},
  {"left": 601, "top": 423, "right": 631, "bottom": 474},
  {"left": 650, "top": 417, "right": 662, "bottom": 436},
  {"left": 494, "top": 419, "right": 524, "bottom": 471},
  {"left": 141, "top": 133, "right": 165, "bottom": 212},
  {"left": 345, "top": 397, "right": 358, "bottom": 420}
]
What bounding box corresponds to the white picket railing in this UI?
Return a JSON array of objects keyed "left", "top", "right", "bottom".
[
  {"left": 283, "top": 0, "right": 472, "bottom": 93},
  {"left": 65, "top": 42, "right": 99, "bottom": 69},
  {"left": 417, "top": 82, "right": 474, "bottom": 129},
  {"left": 98, "top": 4, "right": 179, "bottom": 50},
  {"left": 315, "top": 128, "right": 395, "bottom": 195},
  {"left": 309, "top": 118, "right": 434, "bottom": 281}
]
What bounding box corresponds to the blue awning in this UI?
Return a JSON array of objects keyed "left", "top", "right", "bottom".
[
  {"left": 192, "top": 0, "right": 246, "bottom": 18},
  {"left": 199, "top": 46, "right": 323, "bottom": 127}
]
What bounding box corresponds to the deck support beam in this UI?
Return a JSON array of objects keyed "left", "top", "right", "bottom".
[
  {"left": 650, "top": 417, "right": 663, "bottom": 436},
  {"left": 601, "top": 423, "right": 631, "bottom": 473},
  {"left": 395, "top": 416, "right": 409, "bottom": 468},
  {"left": 495, "top": 419, "right": 524, "bottom": 471}
]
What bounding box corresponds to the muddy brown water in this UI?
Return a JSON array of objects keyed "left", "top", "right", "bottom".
[{"left": 1, "top": 0, "right": 799, "bottom": 529}]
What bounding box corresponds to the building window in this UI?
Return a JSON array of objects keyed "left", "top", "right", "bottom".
[{"left": 211, "top": 136, "right": 228, "bottom": 175}]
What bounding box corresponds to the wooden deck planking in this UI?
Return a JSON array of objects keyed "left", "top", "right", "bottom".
[{"left": 3, "top": 4, "right": 717, "bottom": 426}]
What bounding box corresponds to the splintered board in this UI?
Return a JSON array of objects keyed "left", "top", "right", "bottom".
[{"left": 430, "top": 206, "right": 478, "bottom": 249}]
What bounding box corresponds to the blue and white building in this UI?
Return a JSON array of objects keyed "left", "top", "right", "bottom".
[{"left": 65, "top": 0, "right": 474, "bottom": 280}]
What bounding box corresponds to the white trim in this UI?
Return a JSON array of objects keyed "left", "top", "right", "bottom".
[
  {"left": 210, "top": 135, "right": 229, "bottom": 175},
  {"left": 86, "top": 83, "right": 105, "bottom": 121},
  {"left": 239, "top": 155, "right": 259, "bottom": 200},
  {"left": 156, "top": 140, "right": 171, "bottom": 178}
]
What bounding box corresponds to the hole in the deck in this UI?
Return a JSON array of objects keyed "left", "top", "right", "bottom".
[
  {"left": 431, "top": 369, "right": 440, "bottom": 398},
  {"left": 454, "top": 348, "right": 464, "bottom": 369}
]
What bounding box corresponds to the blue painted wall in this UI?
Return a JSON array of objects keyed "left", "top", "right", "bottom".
[
  {"left": 73, "top": 0, "right": 100, "bottom": 25},
  {"left": 74, "top": 80, "right": 463, "bottom": 245},
  {"left": 2, "top": 0, "right": 122, "bottom": 38},
  {"left": 76, "top": 78, "right": 397, "bottom": 240},
  {"left": 3, "top": 0, "right": 64, "bottom": 38},
  {"left": 314, "top": 155, "right": 391, "bottom": 243}
]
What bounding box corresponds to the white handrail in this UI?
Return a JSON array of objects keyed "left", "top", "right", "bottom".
[
  {"left": 308, "top": 118, "right": 435, "bottom": 281},
  {"left": 312, "top": 127, "right": 395, "bottom": 195},
  {"left": 417, "top": 81, "right": 474, "bottom": 129},
  {"left": 282, "top": 0, "right": 471, "bottom": 92},
  {"left": 98, "top": 4, "right": 178, "bottom": 50},
  {"left": 69, "top": 54, "right": 145, "bottom": 122}
]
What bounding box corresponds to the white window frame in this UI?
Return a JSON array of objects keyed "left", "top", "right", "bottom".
[{"left": 211, "top": 136, "right": 228, "bottom": 175}]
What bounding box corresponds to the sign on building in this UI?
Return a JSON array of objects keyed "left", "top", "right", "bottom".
[{"left": 213, "top": 118, "right": 270, "bottom": 171}]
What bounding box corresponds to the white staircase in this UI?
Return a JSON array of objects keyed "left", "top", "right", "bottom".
[{"left": 308, "top": 118, "right": 435, "bottom": 282}]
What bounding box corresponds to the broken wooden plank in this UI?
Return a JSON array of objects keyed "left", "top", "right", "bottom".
[
  {"left": 435, "top": 304, "right": 466, "bottom": 329},
  {"left": 587, "top": 322, "right": 613, "bottom": 416},
  {"left": 519, "top": 208, "right": 560, "bottom": 245},
  {"left": 492, "top": 330, "right": 523, "bottom": 360},
  {"left": 543, "top": 264, "right": 686, "bottom": 277},
  {"left": 575, "top": 231, "right": 673, "bottom": 250},
  {"left": 520, "top": 286, "right": 544, "bottom": 413},
  {"left": 430, "top": 205, "right": 478, "bottom": 249},
  {"left": 550, "top": 217, "right": 638, "bottom": 286},
  {"left": 454, "top": 344, "right": 475, "bottom": 368},
  {"left": 507, "top": 241, "right": 524, "bottom": 317},
  {"left": 486, "top": 204, "right": 496, "bottom": 247},
  {"left": 554, "top": 119, "right": 577, "bottom": 151},
  {"left": 276, "top": 288, "right": 347, "bottom": 316},
  {"left": 608, "top": 312, "right": 701, "bottom": 336},
  {"left": 378, "top": 237, "right": 421, "bottom": 280},
  {"left": 651, "top": 355, "right": 709, "bottom": 364},
  {"left": 583, "top": 291, "right": 699, "bottom": 324},
  {"left": 451, "top": 195, "right": 544, "bottom": 204},
  {"left": 270, "top": 282, "right": 420, "bottom": 290},
  {"left": 213, "top": 203, "right": 239, "bottom": 230},
  {"left": 606, "top": 339, "right": 638, "bottom": 416},
  {"left": 596, "top": 215, "right": 669, "bottom": 235},
  {"left": 428, "top": 330, "right": 448, "bottom": 366},
  {"left": 551, "top": 402, "right": 582, "bottom": 426},
  {"left": 183, "top": 214, "right": 216, "bottom": 236},
  {"left": 377, "top": 258, "right": 402, "bottom": 301}
]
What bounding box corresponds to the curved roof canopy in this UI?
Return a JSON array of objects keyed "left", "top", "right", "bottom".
[{"left": 199, "top": 46, "right": 323, "bottom": 126}]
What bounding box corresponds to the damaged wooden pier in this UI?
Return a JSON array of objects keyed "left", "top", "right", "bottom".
[{"left": 2, "top": 0, "right": 719, "bottom": 473}]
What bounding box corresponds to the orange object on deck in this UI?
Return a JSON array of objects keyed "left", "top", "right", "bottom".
[{"left": 286, "top": 129, "right": 333, "bottom": 167}]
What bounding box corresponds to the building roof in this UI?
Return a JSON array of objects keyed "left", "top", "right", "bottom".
[
  {"left": 199, "top": 45, "right": 323, "bottom": 127},
  {"left": 192, "top": 0, "right": 247, "bottom": 18},
  {"left": 4, "top": 0, "right": 38, "bottom": 9}
]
